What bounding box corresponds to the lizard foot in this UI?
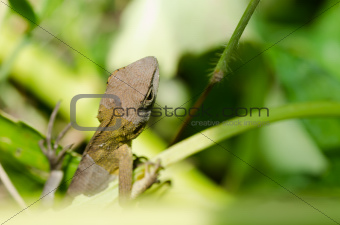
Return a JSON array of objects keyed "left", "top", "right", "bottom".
[{"left": 131, "top": 159, "right": 163, "bottom": 199}]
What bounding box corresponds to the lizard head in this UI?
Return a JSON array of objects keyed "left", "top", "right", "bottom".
[{"left": 98, "top": 56, "right": 160, "bottom": 140}]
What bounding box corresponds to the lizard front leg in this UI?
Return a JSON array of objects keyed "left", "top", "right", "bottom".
[
  {"left": 117, "top": 143, "right": 133, "bottom": 205},
  {"left": 118, "top": 144, "right": 161, "bottom": 205}
]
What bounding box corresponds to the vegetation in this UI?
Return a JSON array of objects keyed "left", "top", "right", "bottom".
[{"left": 0, "top": 0, "right": 340, "bottom": 224}]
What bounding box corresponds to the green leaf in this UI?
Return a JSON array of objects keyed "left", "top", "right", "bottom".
[
  {"left": 8, "top": 0, "right": 38, "bottom": 29},
  {"left": 0, "top": 112, "right": 48, "bottom": 174},
  {"left": 268, "top": 49, "right": 340, "bottom": 150},
  {"left": 261, "top": 119, "right": 328, "bottom": 175},
  {"left": 0, "top": 112, "right": 80, "bottom": 194},
  {"left": 0, "top": 112, "right": 47, "bottom": 196}
]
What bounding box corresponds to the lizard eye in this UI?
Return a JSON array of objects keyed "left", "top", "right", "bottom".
[
  {"left": 143, "top": 87, "right": 154, "bottom": 106},
  {"left": 147, "top": 89, "right": 153, "bottom": 101}
]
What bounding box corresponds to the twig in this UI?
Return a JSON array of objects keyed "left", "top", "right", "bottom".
[
  {"left": 0, "top": 163, "right": 27, "bottom": 209},
  {"left": 46, "top": 101, "right": 61, "bottom": 156},
  {"left": 39, "top": 102, "right": 73, "bottom": 207},
  {"left": 53, "top": 123, "right": 71, "bottom": 149}
]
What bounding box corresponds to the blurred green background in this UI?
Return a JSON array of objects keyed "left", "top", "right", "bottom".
[{"left": 0, "top": 0, "right": 340, "bottom": 224}]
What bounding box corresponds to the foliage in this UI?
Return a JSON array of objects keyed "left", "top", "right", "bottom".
[{"left": 0, "top": 0, "right": 340, "bottom": 224}]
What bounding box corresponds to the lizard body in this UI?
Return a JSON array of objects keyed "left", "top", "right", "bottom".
[{"left": 67, "top": 56, "right": 159, "bottom": 204}]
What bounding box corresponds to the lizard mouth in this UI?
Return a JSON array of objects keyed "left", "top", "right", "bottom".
[{"left": 132, "top": 123, "right": 146, "bottom": 136}]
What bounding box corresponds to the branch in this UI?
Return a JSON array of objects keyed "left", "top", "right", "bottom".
[{"left": 0, "top": 163, "right": 27, "bottom": 210}]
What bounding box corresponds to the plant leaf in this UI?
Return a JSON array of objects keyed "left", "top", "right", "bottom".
[
  {"left": 8, "top": 0, "right": 38, "bottom": 29},
  {"left": 0, "top": 112, "right": 80, "bottom": 194}
]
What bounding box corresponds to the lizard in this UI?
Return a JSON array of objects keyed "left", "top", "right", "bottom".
[{"left": 67, "top": 56, "right": 160, "bottom": 205}]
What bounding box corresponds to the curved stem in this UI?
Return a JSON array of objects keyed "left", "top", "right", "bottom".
[{"left": 155, "top": 101, "right": 340, "bottom": 167}]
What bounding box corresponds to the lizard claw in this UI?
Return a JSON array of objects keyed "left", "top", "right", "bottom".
[
  {"left": 145, "top": 159, "right": 163, "bottom": 174},
  {"left": 131, "top": 159, "right": 163, "bottom": 199}
]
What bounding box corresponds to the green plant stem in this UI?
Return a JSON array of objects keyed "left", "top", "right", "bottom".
[
  {"left": 170, "top": 0, "right": 260, "bottom": 145},
  {"left": 213, "top": 0, "right": 260, "bottom": 78},
  {"left": 169, "top": 83, "right": 215, "bottom": 145},
  {"left": 156, "top": 101, "right": 340, "bottom": 167}
]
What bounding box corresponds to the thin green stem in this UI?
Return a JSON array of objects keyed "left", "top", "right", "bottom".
[
  {"left": 170, "top": 0, "right": 260, "bottom": 145},
  {"left": 169, "top": 83, "right": 215, "bottom": 145},
  {"left": 156, "top": 101, "right": 340, "bottom": 167},
  {"left": 213, "top": 0, "right": 260, "bottom": 79}
]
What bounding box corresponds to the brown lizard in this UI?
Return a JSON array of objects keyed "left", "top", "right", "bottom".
[{"left": 67, "top": 56, "right": 160, "bottom": 205}]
